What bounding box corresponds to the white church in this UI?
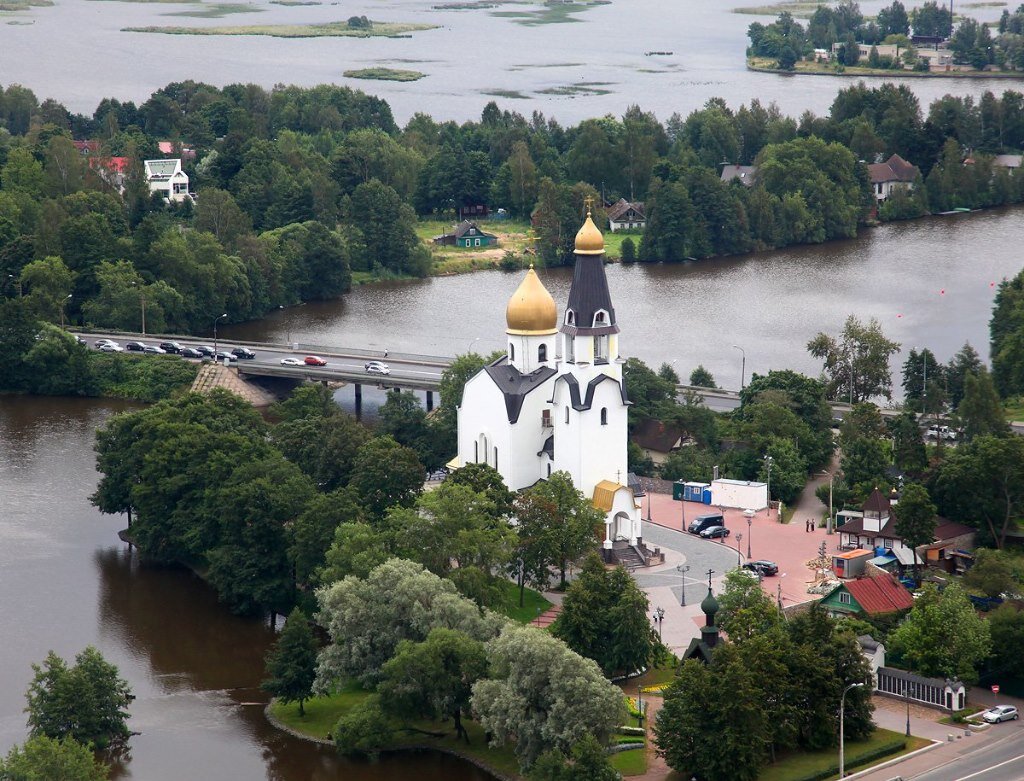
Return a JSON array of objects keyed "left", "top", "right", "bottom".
[{"left": 455, "top": 209, "right": 650, "bottom": 564}]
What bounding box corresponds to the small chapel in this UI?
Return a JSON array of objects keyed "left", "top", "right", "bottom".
[{"left": 455, "top": 208, "right": 652, "bottom": 565}]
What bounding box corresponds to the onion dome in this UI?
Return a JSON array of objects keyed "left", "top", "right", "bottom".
[
  {"left": 506, "top": 265, "right": 558, "bottom": 335},
  {"left": 701, "top": 588, "right": 720, "bottom": 620},
  {"left": 574, "top": 210, "right": 604, "bottom": 255}
]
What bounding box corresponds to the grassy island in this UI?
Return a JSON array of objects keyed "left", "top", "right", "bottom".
[
  {"left": 122, "top": 19, "right": 437, "bottom": 37},
  {"left": 343, "top": 67, "right": 426, "bottom": 82},
  {"left": 0, "top": 0, "right": 51, "bottom": 10}
]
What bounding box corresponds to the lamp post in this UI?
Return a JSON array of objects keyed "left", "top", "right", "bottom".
[
  {"left": 746, "top": 514, "right": 753, "bottom": 559},
  {"left": 652, "top": 606, "right": 665, "bottom": 641},
  {"left": 59, "top": 294, "right": 72, "bottom": 330},
  {"left": 736, "top": 533, "right": 743, "bottom": 566},
  {"left": 646, "top": 484, "right": 653, "bottom": 522},
  {"left": 732, "top": 344, "right": 746, "bottom": 389},
  {"left": 904, "top": 679, "right": 911, "bottom": 738},
  {"left": 818, "top": 470, "right": 835, "bottom": 534},
  {"left": 213, "top": 312, "right": 227, "bottom": 358},
  {"left": 839, "top": 682, "right": 866, "bottom": 778},
  {"left": 763, "top": 455, "right": 774, "bottom": 519},
  {"left": 676, "top": 564, "right": 690, "bottom": 606}
]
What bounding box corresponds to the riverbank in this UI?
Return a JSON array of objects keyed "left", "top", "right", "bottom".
[{"left": 747, "top": 56, "right": 1024, "bottom": 79}]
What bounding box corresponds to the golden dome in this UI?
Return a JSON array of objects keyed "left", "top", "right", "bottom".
[
  {"left": 506, "top": 265, "right": 558, "bottom": 335},
  {"left": 574, "top": 210, "right": 605, "bottom": 255}
]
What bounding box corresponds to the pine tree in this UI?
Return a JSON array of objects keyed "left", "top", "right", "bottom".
[{"left": 262, "top": 609, "right": 318, "bottom": 716}]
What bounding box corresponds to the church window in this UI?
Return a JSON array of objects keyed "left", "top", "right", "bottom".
[
  {"left": 538, "top": 344, "right": 547, "bottom": 362},
  {"left": 542, "top": 409, "right": 551, "bottom": 428},
  {"left": 600, "top": 407, "right": 608, "bottom": 425},
  {"left": 594, "top": 335, "right": 608, "bottom": 361},
  {"left": 509, "top": 344, "right": 515, "bottom": 361},
  {"left": 566, "top": 310, "right": 574, "bottom": 325},
  {"left": 547, "top": 464, "right": 551, "bottom": 477},
  {"left": 566, "top": 337, "right": 575, "bottom": 363},
  {"left": 565, "top": 407, "right": 569, "bottom": 424},
  {"left": 494, "top": 447, "right": 498, "bottom": 469},
  {"left": 594, "top": 310, "right": 606, "bottom": 325},
  {"left": 474, "top": 441, "right": 479, "bottom": 462}
]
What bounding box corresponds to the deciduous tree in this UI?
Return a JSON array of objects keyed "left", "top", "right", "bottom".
[
  {"left": 0, "top": 736, "right": 107, "bottom": 781},
  {"left": 262, "top": 609, "right": 318, "bottom": 715}
]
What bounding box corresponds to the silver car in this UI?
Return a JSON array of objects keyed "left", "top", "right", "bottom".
[{"left": 981, "top": 705, "right": 1019, "bottom": 723}]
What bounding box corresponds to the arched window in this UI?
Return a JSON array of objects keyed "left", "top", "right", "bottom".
[
  {"left": 538, "top": 344, "right": 547, "bottom": 362},
  {"left": 600, "top": 407, "right": 608, "bottom": 425},
  {"left": 474, "top": 441, "right": 479, "bottom": 462},
  {"left": 566, "top": 310, "right": 575, "bottom": 325},
  {"left": 547, "top": 464, "right": 552, "bottom": 477},
  {"left": 594, "top": 310, "right": 606, "bottom": 324},
  {"left": 494, "top": 447, "right": 498, "bottom": 470},
  {"left": 509, "top": 343, "right": 515, "bottom": 361},
  {"left": 565, "top": 407, "right": 569, "bottom": 424}
]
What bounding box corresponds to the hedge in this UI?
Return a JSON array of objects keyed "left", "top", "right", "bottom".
[{"left": 787, "top": 739, "right": 906, "bottom": 781}]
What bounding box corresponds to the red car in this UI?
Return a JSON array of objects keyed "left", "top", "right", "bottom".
[{"left": 303, "top": 355, "right": 327, "bottom": 366}]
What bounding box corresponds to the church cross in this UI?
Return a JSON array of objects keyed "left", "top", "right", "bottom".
[
  {"left": 584, "top": 195, "right": 594, "bottom": 215},
  {"left": 706, "top": 568, "right": 715, "bottom": 589}
]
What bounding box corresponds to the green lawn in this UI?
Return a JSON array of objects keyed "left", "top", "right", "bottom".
[
  {"left": 758, "top": 728, "right": 929, "bottom": 781},
  {"left": 610, "top": 748, "right": 647, "bottom": 775},
  {"left": 272, "top": 686, "right": 524, "bottom": 779},
  {"left": 496, "top": 579, "right": 552, "bottom": 623},
  {"left": 1003, "top": 395, "right": 1024, "bottom": 422},
  {"left": 270, "top": 680, "right": 371, "bottom": 739}
]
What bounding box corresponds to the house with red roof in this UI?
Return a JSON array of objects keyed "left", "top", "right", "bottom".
[
  {"left": 867, "top": 154, "right": 920, "bottom": 202},
  {"left": 819, "top": 573, "right": 914, "bottom": 617},
  {"left": 88, "top": 156, "right": 131, "bottom": 192},
  {"left": 72, "top": 140, "right": 100, "bottom": 156}
]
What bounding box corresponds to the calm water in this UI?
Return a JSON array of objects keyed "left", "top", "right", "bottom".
[
  {"left": 224, "top": 208, "right": 1024, "bottom": 391},
  {"left": 0, "top": 0, "right": 1012, "bottom": 124},
  {"left": 0, "top": 395, "right": 491, "bottom": 780}
]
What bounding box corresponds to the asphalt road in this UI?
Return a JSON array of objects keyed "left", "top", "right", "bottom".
[
  {"left": 633, "top": 522, "right": 743, "bottom": 605},
  {"left": 912, "top": 724, "right": 1024, "bottom": 781},
  {"left": 77, "top": 331, "right": 447, "bottom": 391}
]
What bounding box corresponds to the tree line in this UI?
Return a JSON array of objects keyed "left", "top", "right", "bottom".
[{"left": 4, "top": 79, "right": 1024, "bottom": 337}]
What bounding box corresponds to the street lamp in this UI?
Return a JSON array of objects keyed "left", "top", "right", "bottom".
[
  {"left": 652, "top": 606, "right": 665, "bottom": 641},
  {"left": 676, "top": 564, "right": 690, "bottom": 606},
  {"left": 213, "top": 312, "right": 227, "bottom": 359},
  {"left": 818, "top": 470, "right": 835, "bottom": 534},
  {"left": 646, "top": 483, "right": 653, "bottom": 522},
  {"left": 777, "top": 573, "right": 786, "bottom": 609},
  {"left": 59, "top": 294, "right": 72, "bottom": 330},
  {"left": 904, "top": 679, "right": 912, "bottom": 738},
  {"left": 736, "top": 533, "right": 743, "bottom": 566},
  {"left": 746, "top": 514, "right": 753, "bottom": 559},
  {"left": 763, "top": 455, "right": 774, "bottom": 519},
  {"left": 839, "top": 682, "right": 866, "bottom": 779},
  {"left": 732, "top": 345, "right": 746, "bottom": 390}
]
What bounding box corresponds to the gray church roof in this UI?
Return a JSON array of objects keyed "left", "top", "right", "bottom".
[
  {"left": 560, "top": 254, "right": 619, "bottom": 337},
  {"left": 483, "top": 359, "right": 557, "bottom": 424}
]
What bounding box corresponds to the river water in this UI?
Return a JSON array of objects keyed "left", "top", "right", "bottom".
[
  {"left": 224, "top": 207, "right": 1024, "bottom": 392},
  {"left": 0, "top": 0, "right": 1012, "bottom": 125},
  {"left": 0, "top": 396, "right": 491, "bottom": 780}
]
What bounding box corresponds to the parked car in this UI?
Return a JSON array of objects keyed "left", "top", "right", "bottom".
[
  {"left": 745, "top": 560, "right": 779, "bottom": 576},
  {"left": 159, "top": 341, "right": 183, "bottom": 354},
  {"left": 195, "top": 345, "right": 215, "bottom": 357},
  {"left": 688, "top": 513, "right": 725, "bottom": 535},
  {"left": 213, "top": 351, "right": 238, "bottom": 362},
  {"left": 231, "top": 347, "right": 256, "bottom": 359},
  {"left": 927, "top": 425, "right": 957, "bottom": 441},
  {"left": 737, "top": 567, "right": 761, "bottom": 581},
  {"left": 365, "top": 360, "right": 391, "bottom": 375},
  {"left": 180, "top": 347, "right": 203, "bottom": 359},
  {"left": 143, "top": 345, "right": 166, "bottom": 354},
  {"left": 280, "top": 357, "right": 303, "bottom": 366},
  {"left": 699, "top": 525, "right": 730, "bottom": 540},
  {"left": 98, "top": 342, "right": 123, "bottom": 352},
  {"left": 304, "top": 355, "right": 327, "bottom": 366},
  {"left": 981, "top": 705, "right": 1019, "bottom": 723},
  {"left": 125, "top": 341, "right": 147, "bottom": 352}
]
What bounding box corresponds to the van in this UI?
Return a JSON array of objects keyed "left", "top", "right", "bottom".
[{"left": 688, "top": 513, "right": 724, "bottom": 535}]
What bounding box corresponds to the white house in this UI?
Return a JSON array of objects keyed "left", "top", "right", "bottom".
[
  {"left": 144, "top": 159, "right": 191, "bottom": 203},
  {"left": 606, "top": 199, "right": 646, "bottom": 232},
  {"left": 456, "top": 210, "right": 648, "bottom": 565}
]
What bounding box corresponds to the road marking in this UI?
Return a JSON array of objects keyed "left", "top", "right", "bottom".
[{"left": 955, "top": 751, "right": 1024, "bottom": 780}]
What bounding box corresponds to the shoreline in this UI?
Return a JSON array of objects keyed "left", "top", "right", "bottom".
[
  {"left": 263, "top": 701, "right": 518, "bottom": 781},
  {"left": 747, "top": 58, "right": 1024, "bottom": 79}
]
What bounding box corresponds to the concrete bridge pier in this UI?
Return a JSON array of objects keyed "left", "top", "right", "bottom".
[
  {"left": 353, "top": 383, "right": 362, "bottom": 417},
  {"left": 426, "top": 390, "right": 434, "bottom": 412}
]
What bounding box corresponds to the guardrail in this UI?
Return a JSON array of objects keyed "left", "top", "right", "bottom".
[{"left": 236, "top": 362, "right": 442, "bottom": 391}]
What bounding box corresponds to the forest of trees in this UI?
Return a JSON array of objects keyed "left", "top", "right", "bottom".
[{"left": 2, "top": 79, "right": 1024, "bottom": 339}]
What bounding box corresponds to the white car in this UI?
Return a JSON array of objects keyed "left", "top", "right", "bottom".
[
  {"left": 981, "top": 705, "right": 1019, "bottom": 723},
  {"left": 98, "top": 342, "right": 124, "bottom": 352},
  {"left": 365, "top": 360, "right": 391, "bottom": 376},
  {"left": 927, "top": 425, "right": 957, "bottom": 441},
  {"left": 280, "top": 357, "right": 303, "bottom": 366}
]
